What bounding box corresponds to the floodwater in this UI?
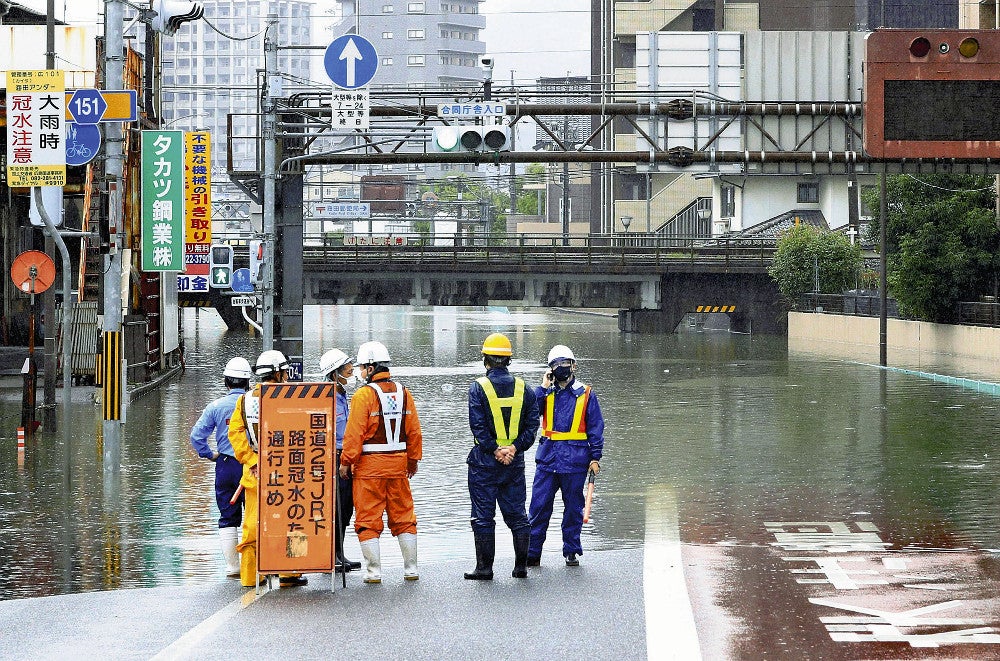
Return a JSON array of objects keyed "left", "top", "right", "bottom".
[{"left": 1, "top": 305, "right": 999, "bottom": 601}]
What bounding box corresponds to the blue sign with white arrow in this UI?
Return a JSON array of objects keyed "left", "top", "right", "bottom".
[
  {"left": 231, "top": 267, "right": 254, "bottom": 293},
  {"left": 68, "top": 89, "right": 108, "bottom": 124},
  {"left": 324, "top": 35, "right": 378, "bottom": 90},
  {"left": 65, "top": 122, "right": 102, "bottom": 166}
]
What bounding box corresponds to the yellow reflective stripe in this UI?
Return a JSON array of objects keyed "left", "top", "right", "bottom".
[
  {"left": 476, "top": 376, "right": 525, "bottom": 446},
  {"left": 542, "top": 386, "right": 589, "bottom": 441}
]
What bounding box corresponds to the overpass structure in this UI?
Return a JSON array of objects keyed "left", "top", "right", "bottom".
[{"left": 192, "top": 235, "right": 785, "bottom": 335}]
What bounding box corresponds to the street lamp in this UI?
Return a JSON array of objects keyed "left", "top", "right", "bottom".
[{"left": 620, "top": 215, "right": 632, "bottom": 246}]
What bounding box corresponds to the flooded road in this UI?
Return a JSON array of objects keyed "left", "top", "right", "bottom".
[{"left": 2, "top": 305, "right": 1000, "bottom": 656}]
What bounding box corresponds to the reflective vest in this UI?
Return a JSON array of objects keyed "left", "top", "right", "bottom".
[
  {"left": 541, "top": 382, "right": 591, "bottom": 441},
  {"left": 240, "top": 387, "right": 261, "bottom": 452},
  {"left": 476, "top": 376, "right": 526, "bottom": 447},
  {"left": 362, "top": 381, "right": 408, "bottom": 454}
]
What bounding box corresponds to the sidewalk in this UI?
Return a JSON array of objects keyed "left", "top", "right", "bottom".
[{"left": 0, "top": 550, "right": 647, "bottom": 661}]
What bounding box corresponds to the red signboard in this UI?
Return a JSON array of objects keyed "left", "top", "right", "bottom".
[
  {"left": 258, "top": 382, "right": 336, "bottom": 575},
  {"left": 865, "top": 29, "right": 1000, "bottom": 159}
]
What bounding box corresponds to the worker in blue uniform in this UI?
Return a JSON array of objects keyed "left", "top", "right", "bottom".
[
  {"left": 189, "top": 356, "right": 253, "bottom": 577},
  {"left": 319, "top": 348, "right": 363, "bottom": 573},
  {"left": 528, "top": 344, "right": 605, "bottom": 567},
  {"left": 465, "top": 333, "right": 539, "bottom": 580}
]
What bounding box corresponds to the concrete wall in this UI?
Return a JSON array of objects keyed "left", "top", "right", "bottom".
[{"left": 789, "top": 311, "right": 1000, "bottom": 381}]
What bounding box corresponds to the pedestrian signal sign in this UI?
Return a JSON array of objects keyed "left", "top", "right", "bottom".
[{"left": 209, "top": 244, "right": 233, "bottom": 289}]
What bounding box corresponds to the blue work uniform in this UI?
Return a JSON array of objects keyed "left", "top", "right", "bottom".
[
  {"left": 190, "top": 388, "right": 246, "bottom": 528},
  {"left": 334, "top": 385, "right": 354, "bottom": 548},
  {"left": 467, "top": 367, "right": 540, "bottom": 535},
  {"left": 528, "top": 377, "right": 605, "bottom": 559}
]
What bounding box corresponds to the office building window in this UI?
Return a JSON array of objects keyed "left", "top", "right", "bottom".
[
  {"left": 797, "top": 182, "right": 819, "bottom": 204},
  {"left": 382, "top": 32, "right": 393, "bottom": 39},
  {"left": 382, "top": 57, "right": 394, "bottom": 66},
  {"left": 407, "top": 55, "right": 425, "bottom": 66},
  {"left": 382, "top": 4, "right": 393, "bottom": 12},
  {"left": 407, "top": 2, "right": 425, "bottom": 12},
  {"left": 407, "top": 29, "right": 425, "bottom": 39}
]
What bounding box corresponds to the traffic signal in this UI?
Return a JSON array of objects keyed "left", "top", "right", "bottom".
[
  {"left": 431, "top": 125, "right": 511, "bottom": 153},
  {"left": 209, "top": 244, "right": 233, "bottom": 289},
  {"left": 151, "top": 0, "right": 205, "bottom": 36},
  {"left": 249, "top": 239, "right": 265, "bottom": 285},
  {"left": 865, "top": 29, "right": 1000, "bottom": 159}
]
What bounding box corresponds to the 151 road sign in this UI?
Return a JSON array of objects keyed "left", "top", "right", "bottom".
[
  {"left": 65, "top": 89, "right": 138, "bottom": 123},
  {"left": 324, "top": 35, "right": 378, "bottom": 89}
]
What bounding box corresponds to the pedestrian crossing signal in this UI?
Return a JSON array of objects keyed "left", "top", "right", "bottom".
[{"left": 210, "top": 244, "right": 233, "bottom": 289}]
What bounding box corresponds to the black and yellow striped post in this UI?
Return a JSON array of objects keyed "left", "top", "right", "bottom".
[{"left": 102, "top": 331, "right": 122, "bottom": 421}]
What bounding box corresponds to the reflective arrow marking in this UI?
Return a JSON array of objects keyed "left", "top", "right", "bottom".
[
  {"left": 339, "top": 38, "right": 363, "bottom": 88},
  {"left": 644, "top": 485, "right": 701, "bottom": 659}
]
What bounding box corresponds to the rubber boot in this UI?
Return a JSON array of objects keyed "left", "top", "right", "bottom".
[
  {"left": 360, "top": 538, "right": 381, "bottom": 584},
  {"left": 219, "top": 527, "right": 240, "bottom": 577},
  {"left": 399, "top": 532, "right": 419, "bottom": 581},
  {"left": 512, "top": 532, "right": 530, "bottom": 578},
  {"left": 464, "top": 533, "right": 495, "bottom": 580}
]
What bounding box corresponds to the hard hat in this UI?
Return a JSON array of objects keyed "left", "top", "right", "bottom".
[
  {"left": 355, "top": 341, "right": 391, "bottom": 365},
  {"left": 223, "top": 357, "right": 253, "bottom": 380},
  {"left": 481, "top": 333, "right": 512, "bottom": 357},
  {"left": 254, "top": 349, "right": 289, "bottom": 376},
  {"left": 319, "top": 348, "right": 351, "bottom": 377},
  {"left": 547, "top": 344, "right": 575, "bottom": 366}
]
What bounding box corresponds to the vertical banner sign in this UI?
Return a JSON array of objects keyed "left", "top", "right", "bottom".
[
  {"left": 5, "top": 69, "right": 66, "bottom": 187},
  {"left": 141, "top": 131, "right": 185, "bottom": 271},
  {"left": 258, "top": 383, "right": 336, "bottom": 575},
  {"left": 180, "top": 131, "right": 212, "bottom": 293},
  {"left": 331, "top": 88, "right": 370, "bottom": 130}
]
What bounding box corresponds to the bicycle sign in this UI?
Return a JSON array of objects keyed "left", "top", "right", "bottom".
[{"left": 65, "top": 122, "right": 101, "bottom": 166}]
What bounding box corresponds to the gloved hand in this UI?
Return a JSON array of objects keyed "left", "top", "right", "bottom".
[{"left": 407, "top": 459, "right": 419, "bottom": 478}]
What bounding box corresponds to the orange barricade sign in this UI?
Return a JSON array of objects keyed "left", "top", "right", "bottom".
[{"left": 258, "top": 382, "right": 336, "bottom": 574}]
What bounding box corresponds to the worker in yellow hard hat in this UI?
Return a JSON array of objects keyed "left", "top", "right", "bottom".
[{"left": 464, "top": 333, "right": 539, "bottom": 580}]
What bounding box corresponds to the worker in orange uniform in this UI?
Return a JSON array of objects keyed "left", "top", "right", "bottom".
[
  {"left": 339, "top": 341, "right": 423, "bottom": 584},
  {"left": 228, "top": 349, "right": 307, "bottom": 588}
]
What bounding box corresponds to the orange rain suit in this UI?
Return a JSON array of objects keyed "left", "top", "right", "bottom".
[{"left": 340, "top": 372, "right": 423, "bottom": 543}]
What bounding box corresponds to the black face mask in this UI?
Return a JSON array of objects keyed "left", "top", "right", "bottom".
[{"left": 552, "top": 365, "right": 573, "bottom": 382}]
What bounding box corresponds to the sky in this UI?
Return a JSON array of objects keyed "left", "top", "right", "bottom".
[{"left": 15, "top": 0, "right": 591, "bottom": 81}]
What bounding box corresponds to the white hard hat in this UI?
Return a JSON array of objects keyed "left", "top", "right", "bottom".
[
  {"left": 547, "top": 344, "right": 575, "bottom": 366},
  {"left": 254, "top": 349, "right": 289, "bottom": 376},
  {"left": 223, "top": 357, "right": 253, "bottom": 380},
  {"left": 319, "top": 349, "right": 351, "bottom": 377},
  {"left": 355, "top": 341, "right": 391, "bottom": 365}
]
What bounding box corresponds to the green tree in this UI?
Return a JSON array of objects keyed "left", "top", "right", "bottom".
[
  {"left": 516, "top": 164, "right": 546, "bottom": 215},
  {"left": 768, "top": 225, "right": 863, "bottom": 304},
  {"left": 863, "top": 175, "right": 999, "bottom": 322}
]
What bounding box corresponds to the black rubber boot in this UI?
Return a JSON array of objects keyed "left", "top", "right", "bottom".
[
  {"left": 464, "top": 533, "right": 495, "bottom": 580},
  {"left": 512, "top": 532, "right": 530, "bottom": 578}
]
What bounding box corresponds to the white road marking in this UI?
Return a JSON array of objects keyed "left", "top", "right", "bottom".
[
  {"left": 149, "top": 587, "right": 268, "bottom": 660},
  {"left": 644, "top": 485, "right": 702, "bottom": 660}
]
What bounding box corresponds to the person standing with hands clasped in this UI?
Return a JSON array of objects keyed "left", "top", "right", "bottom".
[
  {"left": 318, "top": 348, "right": 362, "bottom": 573},
  {"left": 339, "top": 341, "right": 423, "bottom": 584},
  {"left": 189, "top": 357, "right": 252, "bottom": 577},
  {"left": 527, "top": 344, "right": 605, "bottom": 568},
  {"left": 464, "top": 333, "right": 539, "bottom": 580}
]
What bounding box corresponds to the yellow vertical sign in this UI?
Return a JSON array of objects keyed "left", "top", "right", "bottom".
[
  {"left": 5, "top": 70, "right": 66, "bottom": 187},
  {"left": 102, "top": 331, "right": 122, "bottom": 421},
  {"left": 183, "top": 131, "right": 212, "bottom": 276}
]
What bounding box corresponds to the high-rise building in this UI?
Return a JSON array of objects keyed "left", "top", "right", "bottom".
[
  {"left": 160, "top": 0, "right": 313, "bottom": 172},
  {"left": 329, "top": 0, "right": 485, "bottom": 90}
]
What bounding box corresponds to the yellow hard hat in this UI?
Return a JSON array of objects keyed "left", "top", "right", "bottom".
[{"left": 481, "top": 333, "right": 513, "bottom": 357}]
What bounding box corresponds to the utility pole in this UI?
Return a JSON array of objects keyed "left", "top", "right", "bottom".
[
  {"left": 103, "top": 0, "right": 125, "bottom": 459},
  {"left": 262, "top": 14, "right": 278, "bottom": 350},
  {"left": 42, "top": 0, "right": 56, "bottom": 428}
]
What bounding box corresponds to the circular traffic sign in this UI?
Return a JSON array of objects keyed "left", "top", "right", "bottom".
[
  {"left": 68, "top": 89, "right": 108, "bottom": 124},
  {"left": 66, "top": 122, "right": 102, "bottom": 166},
  {"left": 324, "top": 35, "right": 379, "bottom": 89},
  {"left": 10, "top": 250, "right": 56, "bottom": 294}
]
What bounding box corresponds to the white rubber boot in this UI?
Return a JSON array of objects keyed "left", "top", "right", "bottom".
[
  {"left": 399, "top": 532, "right": 418, "bottom": 581},
  {"left": 361, "top": 538, "right": 381, "bottom": 584},
  {"left": 219, "top": 527, "right": 240, "bottom": 577}
]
